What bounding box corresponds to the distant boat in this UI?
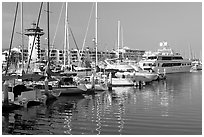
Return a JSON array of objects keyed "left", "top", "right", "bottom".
[{"left": 191, "top": 59, "right": 202, "bottom": 71}]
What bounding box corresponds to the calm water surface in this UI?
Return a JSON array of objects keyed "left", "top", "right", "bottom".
[{"left": 2, "top": 71, "right": 202, "bottom": 135}]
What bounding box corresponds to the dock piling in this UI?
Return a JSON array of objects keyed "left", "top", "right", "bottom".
[
  {"left": 138, "top": 81, "right": 142, "bottom": 89},
  {"left": 162, "top": 68, "right": 167, "bottom": 80},
  {"left": 108, "top": 72, "right": 112, "bottom": 91},
  {"left": 44, "top": 76, "right": 49, "bottom": 96},
  {"left": 3, "top": 81, "right": 9, "bottom": 105},
  {"left": 91, "top": 73, "right": 95, "bottom": 90}
]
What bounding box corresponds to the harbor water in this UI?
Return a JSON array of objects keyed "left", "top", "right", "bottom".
[{"left": 2, "top": 71, "right": 202, "bottom": 135}]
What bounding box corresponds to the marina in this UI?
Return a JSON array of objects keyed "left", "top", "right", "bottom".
[
  {"left": 2, "top": 2, "right": 202, "bottom": 135},
  {"left": 2, "top": 71, "right": 202, "bottom": 135}
]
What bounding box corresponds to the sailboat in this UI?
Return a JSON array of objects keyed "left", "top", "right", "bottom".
[
  {"left": 3, "top": 2, "right": 59, "bottom": 108},
  {"left": 52, "top": 2, "right": 87, "bottom": 95},
  {"left": 84, "top": 2, "right": 108, "bottom": 92},
  {"left": 191, "top": 59, "right": 202, "bottom": 71},
  {"left": 106, "top": 21, "right": 159, "bottom": 85},
  {"left": 190, "top": 49, "right": 202, "bottom": 71}
]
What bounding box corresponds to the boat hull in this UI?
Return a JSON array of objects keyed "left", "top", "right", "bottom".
[
  {"left": 85, "top": 83, "right": 108, "bottom": 91},
  {"left": 191, "top": 65, "right": 202, "bottom": 71},
  {"left": 53, "top": 84, "right": 87, "bottom": 95},
  {"left": 115, "top": 71, "right": 158, "bottom": 82},
  {"left": 111, "top": 78, "right": 134, "bottom": 87},
  {"left": 151, "top": 66, "right": 192, "bottom": 74}
]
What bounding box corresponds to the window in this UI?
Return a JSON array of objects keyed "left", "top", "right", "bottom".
[
  {"left": 162, "top": 63, "right": 181, "bottom": 67},
  {"left": 161, "top": 57, "right": 172, "bottom": 60},
  {"left": 147, "top": 56, "right": 157, "bottom": 60},
  {"left": 172, "top": 56, "right": 183, "bottom": 60}
]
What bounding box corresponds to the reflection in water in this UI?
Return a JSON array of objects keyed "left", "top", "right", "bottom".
[
  {"left": 2, "top": 72, "right": 202, "bottom": 135},
  {"left": 64, "top": 110, "right": 72, "bottom": 134},
  {"left": 3, "top": 106, "right": 43, "bottom": 134},
  {"left": 95, "top": 94, "right": 101, "bottom": 134}
]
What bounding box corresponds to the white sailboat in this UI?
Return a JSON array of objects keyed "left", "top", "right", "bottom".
[
  {"left": 191, "top": 59, "right": 202, "bottom": 71},
  {"left": 105, "top": 21, "right": 158, "bottom": 85},
  {"left": 84, "top": 2, "right": 108, "bottom": 91},
  {"left": 3, "top": 3, "right": 61, "bottom": 108},
  {"left": 54, "top": 2, "right": 87, "bottom": 95}
]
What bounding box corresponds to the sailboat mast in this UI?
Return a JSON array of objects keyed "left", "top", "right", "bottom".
[
  {"left": 189, "top": 44, "right": 193, "bottom": 60},
  {"left": 67, "top": 3, "right": 70, "bottom": 69},
  {"left": 63, "top": 2, "right": 68, "bottom": 68},
  {"left": 47, "top": 2, "right": 50, "bottom": 65},
  {"left": 21, "top": 2, "right": 24, "bottom": 72},
  {"left": 95, "top": 2, "right": 98, "bottom": 67},
  {"left": 5, "top": 2, "right": 19, "bottom": 76},
  {"left": 121, "top": 25, "right": 124, "bottom": 59},
  {"left": 117, "top": 20, "right": 120, "bottom": 58}
]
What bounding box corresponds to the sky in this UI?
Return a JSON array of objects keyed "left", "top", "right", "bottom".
[{"left": 1, "top": 1, "right": 202, "bottom": 59}]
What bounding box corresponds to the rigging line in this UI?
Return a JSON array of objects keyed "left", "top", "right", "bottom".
[
  {"left": 5, "top": 2, "right": 19, "bottom": 76},
  {"left": 80, "top": 3, "right": 94, "bottom": 62},
  {"left": 21, "top": 2, "right": 24, "bottom": 72},
  {"left": 47, "top": 2, "right": 50, "bottom": 64},
  {"left": 69, "top": 26, "right": 79, "bottom": 51},
  {"left": 26, "top": 2, "right": 44, "bottom": 73},
  {"left": 51, "top": 2, "right": 64, "bottom": 50},
  {"left": 69, "top": 26, "right": 81, "bottom": 65}
]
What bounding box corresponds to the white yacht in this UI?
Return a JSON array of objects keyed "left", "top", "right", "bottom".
[
  {"left": 138, "top": 42, "right": 192, "bottom": 74},
  {"left": 191, "top": 59, "right": 202, "bottom": 71}
]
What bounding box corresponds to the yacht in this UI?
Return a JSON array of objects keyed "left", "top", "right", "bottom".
[
  {"left": 103, "top": 59, "right": 159, "bottom": 83},
  {"left": 191, "top": 59, "right": 202, "bottom": 71},
  {"left": 138, "top": 42, "right": 192, "bottom": 74}
]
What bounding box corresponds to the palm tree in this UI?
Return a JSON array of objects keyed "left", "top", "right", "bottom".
[{"left": 9, "top": 50, "right": 22, "bottom": 68}]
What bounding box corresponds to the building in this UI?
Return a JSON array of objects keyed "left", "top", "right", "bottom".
[
  {"left": 24, "top": 22, "right": 44, "bottom": 62},
  {"left": 2, "top": 46, "right": 145, "bottom": 67}
]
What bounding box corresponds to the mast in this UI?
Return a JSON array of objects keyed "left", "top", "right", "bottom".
[
  {"left": 121, "top": 25, "right": 124, "bottom": 59},
  {"left": 5, "top": 2, "right": 19, "bottom": 76},
  {"left": 117, "top": 20, "right": 120, "bottom": 59},
  {"left": 189, "top": 44, "right": 193, "bottom": 60},
  {"left": 80, "top": 3, "right": 94, "bottom": 67},
  {"left": 47, "top": 2, "right": 50, "bottom": 65},
  {"left": 63, "top": 2, "right": 68, "bottom": 68},
  {"left": 67, "top": 3, "right": 70, "bottom": 70},
  {"left": 21, "top": 2, "right": 24, "bottom": 73},
  {"left": 95, "top": 2, "right": 98, "bottom": 67}
]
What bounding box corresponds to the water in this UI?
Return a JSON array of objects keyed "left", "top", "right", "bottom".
[{"left": 2, "top": 71, "right": 202, "bottom": 135}]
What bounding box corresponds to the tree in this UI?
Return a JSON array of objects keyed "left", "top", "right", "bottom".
[{"left": 8, "top": 50, "right": 22, "bottom": 68}]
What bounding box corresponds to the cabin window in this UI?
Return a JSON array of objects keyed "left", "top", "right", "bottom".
[
  {"left": 152, "top": 63, "right": 156, "bottom": 66},
  {"left": 162, "top": 63, "right": 181, "bottom": 67},
  {"left": 147, "top": 56, "right": 157, "bottom": 60},
  {"left": 172, "top": 56, "right": 183, "bottom": 60},
  {"left": 143, "top": 63, "right": 152, "bottom": 66},
  {"left": 161, "top": 57, "right": 172, "bottom": 60},
  {"left": 162, "top": 63, "right": 170, "bottom": 67}
]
